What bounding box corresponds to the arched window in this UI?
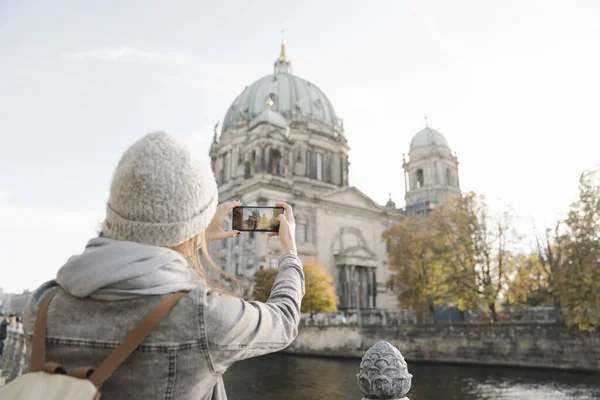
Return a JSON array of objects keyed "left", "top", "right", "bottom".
[
  {"left": 339, "top": 156, "right": 344, "bottom": 185},
  {"left": 296, "top": 150, "right": 302, "bottom": 162},
  {"left": 294, "top": 214, "right": 312, "bottom": 243},
  {"left": 222, "top": 153, "right": 229, "bottom": 182},
  {"left": 296, "top": 222, "right": 306, "bottom": 243},
  {"left": 445, "top": 168, "right": 452, "bottom": 185},
  {"left": 245, "top": 150, "right": 257, "bottom": 178},
  {"left": 270, "top": 149, "right": 282, "bottom": 175},
  {"left": 416, "top": 169, "right": 424, "bottom": 188}
]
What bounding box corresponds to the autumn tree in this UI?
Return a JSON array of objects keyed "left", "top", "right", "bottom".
[
  {"left": 427, "top": 194, "right": 478, "bottom": 314},
  {"left": 507, "top": 252, "right": 542, "bottom": 306},
  {"left": 508, "top": 223, "right": 566, "bottom": 314},
  {"left": 560, "top": 169, "right": 600, "bottom": 332},
  {"left": 383, "top": 215, "right": 450, "bottom": 323},
  {"left": 429, "top": 193, "right": 517, "bottom": 322},
  {"left": 253, "top": 258, "right": 338, "bottom": 315}
]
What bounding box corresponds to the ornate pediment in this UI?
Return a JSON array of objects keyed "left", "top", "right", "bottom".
[
  {"left": 321, "top": 187, "right": 383, "bottom": 211},
  {"left": 332, "top": 226, "right": 379, "bottom": 268},
  {"left": 338, "top": 245, "right": 374, "bottom": 259}
]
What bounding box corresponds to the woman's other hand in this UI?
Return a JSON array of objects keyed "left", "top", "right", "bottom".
[
  {"left": 205, "top": 200, "right": 242, "bottom": 243},
  {"left": 268, "top": 202, "right": 297, "bottom": 256}
]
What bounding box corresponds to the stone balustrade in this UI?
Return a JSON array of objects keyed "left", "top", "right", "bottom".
[
  {"left": 1, "top": 329, "right": 415, "bottom": 399},
  {"left": 0, "top": 326, "right": 29, "bottom": 385}
]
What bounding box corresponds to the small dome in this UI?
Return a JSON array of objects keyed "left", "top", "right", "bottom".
[
  {"left": 410, "top": 127, "right": 450, "bottom": 151},
  {"left": 250, "top": 108, "right": 288, "bottom": 130}
]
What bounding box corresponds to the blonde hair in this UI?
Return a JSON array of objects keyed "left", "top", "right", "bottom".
[{"left": 170, "top": 232, "right": 240, "bottom": 296}]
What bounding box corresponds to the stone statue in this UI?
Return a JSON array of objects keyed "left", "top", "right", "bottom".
[
  {"left": 213, "top": 121, "right": 219, "bottom": 143},
  {"left": 357, "top": 341, "right": 412, "bottom": 400},
  {"left": 338, "top": 118, "right": 345, "bottom": 134}
]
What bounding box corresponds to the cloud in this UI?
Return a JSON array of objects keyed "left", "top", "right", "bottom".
[
  {"left": 67, "top": 47, "right": 154, "bottom": 63},
  {"left": 65, "top": 47, "right": 241, "bottom": 92},
  {"left": 161, "top": 75, "right": 239, "bottom": 92},
  {"left": 66, "top": 47, "right": 224, "bottom": 71}
]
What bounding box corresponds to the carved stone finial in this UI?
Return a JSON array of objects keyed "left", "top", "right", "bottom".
[{"left": 357, "top": 341, "right": 412, "bottom": 400}]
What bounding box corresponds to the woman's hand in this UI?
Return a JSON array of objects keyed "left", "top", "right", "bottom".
[
  {"left": 268, "top": 202, "right": 297, "bottom": 256},
  {"left": 205, "top": 200, "right": 242, "bottom": 244}
]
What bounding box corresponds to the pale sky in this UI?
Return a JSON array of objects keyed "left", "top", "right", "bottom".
[{"left": 1, "top": 0, "right": 599, "bottom": 293}]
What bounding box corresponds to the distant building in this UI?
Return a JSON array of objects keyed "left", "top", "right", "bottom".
[
  {"left": 1, "top": 292, "right": 31, "bottom": 316},
  {"left": 208, "top": 43, "right": 461, "bottom": 312}
]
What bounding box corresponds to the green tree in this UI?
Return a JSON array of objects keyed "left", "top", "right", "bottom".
[
  {"left": 561, "top": 169, "right": 600, "bottom": 332},
  {"left": 253, "top": 258, "right": 338, "bottom": 314}
]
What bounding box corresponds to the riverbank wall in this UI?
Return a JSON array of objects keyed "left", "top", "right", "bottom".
[{"left": 283, "top": 324, "right": 600, "bottom": 372}]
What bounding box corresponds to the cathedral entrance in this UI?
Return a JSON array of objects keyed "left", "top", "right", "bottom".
[{"left": 337, "top": 264, "right": 377, "bottom": 310}]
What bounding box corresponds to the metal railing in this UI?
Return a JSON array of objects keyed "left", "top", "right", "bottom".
[
  {"left": 300, "top": 307, "right": 567, "bottom": 326},
  {"left": 300, "top": 310, "right": 418, "bottom": 326}
]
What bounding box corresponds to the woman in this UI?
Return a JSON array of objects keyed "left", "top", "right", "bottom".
[{"left": 23, "top": 132, "right": 304, "bottom": 399}]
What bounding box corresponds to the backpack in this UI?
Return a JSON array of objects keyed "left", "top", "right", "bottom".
[{"left": 0, "top": 290, "right": 186, "bottom": 399}]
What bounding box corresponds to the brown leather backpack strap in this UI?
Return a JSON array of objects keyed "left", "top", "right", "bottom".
[
  {"left": 88, "top": 291, "right": 187, "bottom": 388},
  {"left": 29, "top": 289, "right": 58, "bottom": 372},
  {"left": 71, "top": 366, "right": 96, "bottom": 379}
]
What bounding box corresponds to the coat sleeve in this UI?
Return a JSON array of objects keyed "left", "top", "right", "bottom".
[{"left": 202, "top": 254, "right": 304, "bottom": 374}]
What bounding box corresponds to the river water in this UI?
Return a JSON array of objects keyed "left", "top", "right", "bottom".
[{"left": 223, "top": 354, "right": 600, "bottom": 400}]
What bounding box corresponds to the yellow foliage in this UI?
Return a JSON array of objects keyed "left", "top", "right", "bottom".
[
  {"left": 385, "top": 192, "right": 515, "bottom": 322},
  {"left": 253, "top": 258, "right": 338, "bottom": 314},
  {"left": 560, "top": 170, "right": 600, "bottom": 332}
]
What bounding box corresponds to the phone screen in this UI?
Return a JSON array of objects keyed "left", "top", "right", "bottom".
[{"left": 232, "top": 206, "right": 284, "bottom": 232}]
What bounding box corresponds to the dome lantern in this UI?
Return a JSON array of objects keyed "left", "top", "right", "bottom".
[{"left": 274, "top": 40, "right": 292, "bottom": 74}]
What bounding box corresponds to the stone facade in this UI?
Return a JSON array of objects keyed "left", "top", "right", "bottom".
[
  {"left": 285, "top": 324, "right": 600, "bottom": 372},
  {"left": 207, "top": 44, "right": 461, "bottom": 312}
]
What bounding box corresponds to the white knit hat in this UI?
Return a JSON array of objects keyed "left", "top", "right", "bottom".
[{"left": 103, "top": 131, "right": 218, "bottom": 247}]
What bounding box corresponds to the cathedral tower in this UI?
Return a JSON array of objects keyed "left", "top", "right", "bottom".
[{"left": 403, "top": 125, "right": 461, "bottom": 214}]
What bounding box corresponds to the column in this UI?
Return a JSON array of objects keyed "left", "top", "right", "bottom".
[
  {"left": 349, "top": 265, "right": 356, "bottom": 309},
  {"left": 372, "top": 269, "right": 377, "bottom": 308},
  {"left": 367, "top": 268, "right": 373, "bottom": 308},
  {"left": 338, "top": 265, "right": 345, "bottom": 308}
]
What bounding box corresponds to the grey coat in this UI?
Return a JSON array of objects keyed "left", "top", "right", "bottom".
[{"left": 22, "top": 254, "right": 305, "bottom": 400}]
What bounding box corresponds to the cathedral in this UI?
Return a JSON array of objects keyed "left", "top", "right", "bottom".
[{"left": 208, "top": 43, "right": 461, "bottom": 311}]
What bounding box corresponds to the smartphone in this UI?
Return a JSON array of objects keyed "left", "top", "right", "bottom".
[{"left": 232, "top": 206, "right": 284, "bottom": 232}]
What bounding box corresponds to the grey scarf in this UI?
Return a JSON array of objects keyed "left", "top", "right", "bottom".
[{"left": 54, "top": 236, "right": 203, "bottom": 300}]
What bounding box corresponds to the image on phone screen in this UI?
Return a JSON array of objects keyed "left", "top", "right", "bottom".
[{"left": 232, "top": 206, "right": 284, "bottom": 232}]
